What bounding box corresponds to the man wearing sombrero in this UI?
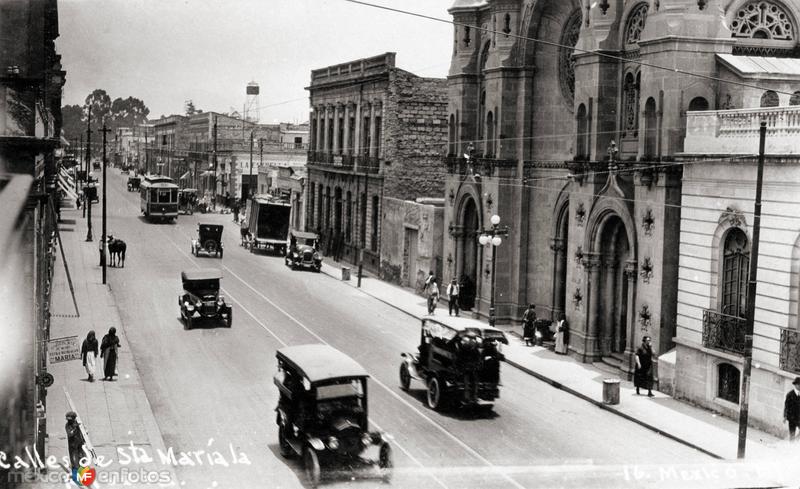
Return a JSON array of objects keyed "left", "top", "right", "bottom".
[{"left": 784, "top": 377, "right": 800, "bottom": 441}]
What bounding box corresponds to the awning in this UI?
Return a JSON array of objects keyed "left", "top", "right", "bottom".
[
  {"left": 199, "top": 170, "right": 214, "bottom": 177},
  {"left": 58, "top": 175, "right": 78, "bottom": 201},
  {"left": 179, "top": 171, "right": 190, "bottom": 180}
]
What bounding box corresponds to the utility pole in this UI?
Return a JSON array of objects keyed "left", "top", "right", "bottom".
[
  {"left": 144, "top": 126, "right": 149, "bottom": 175},
  {"left": 101, "top": 124, "right": 111, "bottom": 285},
  {"left": 248, "top": 130, "right": 254, "bottom": 200},
  {"left": 85, "top": 109, "right": 93, "bottom": 237},
  {"left": 737, "top": 121, "right": 767, "bottom": 459},
  {"left": 259, "top": 137, "right": 264, "bottom": 196},
  {"left": 212, "top": 115, "right": 218, "bottom": 210}
]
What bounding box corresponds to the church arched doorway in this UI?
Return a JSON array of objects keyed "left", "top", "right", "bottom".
[
  {"left": 595, "top": 214, "right": 633, "bottom": 357},
  {"left": 457, "top": 197, "right": 479, "bottom": 311}
]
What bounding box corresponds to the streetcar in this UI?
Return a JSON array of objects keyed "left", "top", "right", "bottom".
[{"left": 140, "top": 174, "right": 179, "bottom": 222}]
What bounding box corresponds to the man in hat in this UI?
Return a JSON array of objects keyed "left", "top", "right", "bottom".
[
  {"left": 784, "top": 377, "right": 800, "bottom": 441},
  {"left": 446, "top": 278, "right": 460, "bottom": 317},
  {"left": 65, "top": 411, "right": 86, "bottom": 469}
]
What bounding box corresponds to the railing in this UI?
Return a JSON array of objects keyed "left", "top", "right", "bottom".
[
  {"left": 780, "top": 328, "right": 800, "bottom": 374},
  {"left": 684, "top": 105, "right": 800, "bottom": 155},
  {"left": 702, "top": 309, "right": 746, "bottom": 355},
  {"left": 307, "top": 152, "right": 379, "bottom": 174},
  {"left": 444, "top": 156, "right": 517, "bottom": 177}
]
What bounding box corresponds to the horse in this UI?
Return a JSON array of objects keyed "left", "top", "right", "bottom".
[{"left": 107, "top": 236, "right": 127, "bottom": 268}]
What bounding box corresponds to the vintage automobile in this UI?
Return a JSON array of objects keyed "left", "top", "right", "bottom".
[
  {"left": 178, "top": 188, "right": 198, "bottom": 215},
  {"left": 399, "top": 317, "right": 508, "bottom": 411},
  {"left": 178, "top": 269, "right": 232, "bottom": 329},
  {"left": 285, "top": 230, "right": 322, "bottom": 272},
  {"left": 274, "top": 344, "right": 392, "bottom": 487},
  {"left": 127, "top": 176, "right": 141, "bottom": 192},
  {"left": 191, "top": 224, "right": 224, "bottom": 258}
]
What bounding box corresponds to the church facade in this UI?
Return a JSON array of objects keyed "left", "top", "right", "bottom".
[{"left": 442, "top": 0, "right": 800, "bottom": 392}]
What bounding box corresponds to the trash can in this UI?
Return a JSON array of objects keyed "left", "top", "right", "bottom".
[
  {"left": 341, "top": 267, "right": 351, "bottom": 281},
  {"left": 602, "top": 378, "right": 620, "bottom": 405}
]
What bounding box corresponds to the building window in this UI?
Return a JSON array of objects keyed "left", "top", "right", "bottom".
[
  {"left": 576, "top": 103, "right": 588, "bottom": 158},
  {"left": 294, "top": 136, "right": 303, "bottom": 149},
  {"left": 337, "top": 114, "right": 344, "bottom": 154},
  {"left": 371, "top": 195, "right": 379, "bottom": 252},
  {"left": 346, "top": 191, "right": 352, "bottom": 243},
  {"left": 624, "top": 3, "right": 649, "bottom": 45},
  {"left": 348, "top": 115, "right": 355, "bottom": 155},
  {"left": 791, "top": 91, "right": 800, "bottom": 105},
  {"left": 688, "top": 96, "right": 710, "bottom": 111},
  {"left": 485, "top": 111, "right": 495, "bottom": 157},
  {"left": 448, "top": 114, "right": 456, "bottom": 156},
  {"left": 722, "top": 228, "right": 749, "bottom": 318},
  {"left": 731, "top": 1, "right": 794, "bottom": 40},
  {"left": 558, "top": 9, "right": 582, "bottom": 106},
  {"left": 623, "top": 72, "right": 641, "bottom": 136},
  {"left": 718, "top": 363, "right": 740, "bottom": 403},
  {"left": 643, "top": 97, "right": 657, "bottom": 157},
  {"left": 363, "top": 116, "right": 371, "bottom": 156},
  {"left": 374, "top": 116, "right": 382, "bottom": 158},
  {"left": 761, "top": 90, "right": 780, "bottom": 107},
  {"left": 327, "top": 117, "right": 334, "bottom": 153},
  {"left": 360, "top": 192, "right": 367, "bottom": 246},
  {"left": 309, "top": 119, "right": 316, "bottom": 151}
]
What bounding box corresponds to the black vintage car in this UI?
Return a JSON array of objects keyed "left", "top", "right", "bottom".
[
  {"left": 285, "top": 230, "right": 322, "bottom": 272},
  {"left": 275, "top": 344, "right": 392, "bottom": 488},
  {"left": 127, "top": 176, "right": 141, "bottom": 192},
  {"left": 191, "top": 224, "right": 224, "bottom": 258},
  {"left": 399, "top": 317, "right": 507, "bottom": 411},
  {"left": 178, "top": 269, "right": 231, "bottom": 329}
]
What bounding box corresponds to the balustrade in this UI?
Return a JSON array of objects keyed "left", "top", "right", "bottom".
[{"left": 702, "top": 309, "right": 746, "bottom": 355}]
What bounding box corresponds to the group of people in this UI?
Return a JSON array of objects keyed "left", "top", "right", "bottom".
[
  {"left": 521, "top": 304, "right": 570, "bottom": 355},
  {"left": 423, "top": 272, "right": 463, "bottom": 317},
  {"left": 80, "top": 327, "right": 121, "bottom": 382}
]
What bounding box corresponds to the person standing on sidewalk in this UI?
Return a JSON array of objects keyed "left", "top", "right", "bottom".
[
  {"left": 447, "top": 278, "right": 460, "bottom": 316},
  {"left": 784, "top": 377, "right": 800, "bottom": 441},
  {"left": 65, "top": 411, "right": 86, "bottom": 470},
  {"left": 100, "top": 327, "right": 120, "bottom": 381},
  {"left": 554, "top": 313, "right": 569, "bottom": 355},
  {"left": 634, "top": 336, "right": 655, "bottom": 397},
  {"left": 522, "top": 304, "right": 536, "bottom": 346},
  {"left": 427, "top": 279, "right": 440, "bottom": 315},
  {"left": 80, "top": 331, "right": 98, "bottom": 382}
]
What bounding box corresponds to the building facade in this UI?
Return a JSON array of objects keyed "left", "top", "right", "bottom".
[
  {"left": 306, "top": 52, "right": 448, "bottom": 286},
  {"left": 0, "top": 0, "right": 65, "bottom": 480}
]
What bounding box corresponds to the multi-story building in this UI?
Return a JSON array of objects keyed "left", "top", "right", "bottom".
[
  {"left": 0, "top": 0, "right": 65, "bottom": 478},
  {"left": 306, "top": 52, "right": 448, "bottom": 285}
]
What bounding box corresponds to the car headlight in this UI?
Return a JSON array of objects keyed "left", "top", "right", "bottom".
[
  {"left": 313, "top": 253, "right": 320, "bottom": 259},
  {"left": 186, "top": 304, "right": 195, "bottom": 311},
  {"left": 195, "top": 301, "right": 202, "bottom": 308},
  {"left": 293, "top": 252, "right": 298, "bottom": 257},
  {"left": 326, "top": 436, "right": 339, "bottom": 450}
]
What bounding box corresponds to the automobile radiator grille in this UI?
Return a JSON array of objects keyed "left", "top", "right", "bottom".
[{"left": 303, "top": 251, "right": 313, "bottom": 261}]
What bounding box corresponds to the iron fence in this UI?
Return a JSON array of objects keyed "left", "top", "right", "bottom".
[
  {"left": 780, "top": 328, "right": 800, "bottom": 374},
  {"left": 702, "top": 309, "right": 746, "bottom": 355}
]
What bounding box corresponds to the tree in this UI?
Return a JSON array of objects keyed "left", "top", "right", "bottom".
[
  {"left": 61, "top": 104, "right": 84, "bottom": 140},
  {"left": 110, "top": 96, "right": 150, "bottom": 128},
  {"left": 185, "top": 100, "right": 200, "bottom": 116},
  {"left": 84, "top": 89, "right": 112, "bottom": 131}
]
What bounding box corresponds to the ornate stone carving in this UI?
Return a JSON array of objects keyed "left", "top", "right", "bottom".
[
  {"left": 719, "top": 206, "right": 746, "bottom": 229},
  {"left": 624, "top": 261, "right": 638, "bottom": 279},
  {"left": 575, "top": 245, "right": 584, "bottom": 264},
  {"left": 640, "top": 257, "right": 653, "bottom": 283},
  {"left": 642, "top": 208, "right": 655, "bottom": 236},
  {"left": 639, "top": 305, "right": 652, "bottom": 331},
  {"left": 550, "top": 238, "right": 566, "bottom": 252},
  {"left": 558, "top": 10, "right": 582, "bottom": 106},
  {"left": 575, "top": 203, "right": 586, "bottom": 226},
  {"left": 573, "top": 287, "right": 583, "bottom": 310},
  {"left": 731, "top": 1, "right": 793, "bottom": 41}
]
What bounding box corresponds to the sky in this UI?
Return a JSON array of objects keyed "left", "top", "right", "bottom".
[{"left": 57, "top": 0, "right": 455, "bottom": 124}]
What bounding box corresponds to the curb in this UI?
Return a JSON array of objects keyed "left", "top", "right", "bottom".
[{"left": 322, "top": 265, "right": 724, "bottom": 460}]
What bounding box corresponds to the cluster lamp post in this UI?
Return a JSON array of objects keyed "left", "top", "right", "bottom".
[{"left": 479, "top": 214, "right": 508, "bottom": 327}]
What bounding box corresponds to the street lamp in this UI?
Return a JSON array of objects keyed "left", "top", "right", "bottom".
[{"left": 479, "top": 214, "right": 509, "bottom": 326}]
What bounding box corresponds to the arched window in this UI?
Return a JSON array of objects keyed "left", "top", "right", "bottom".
[
  {"left": 308, "top": 182, "right": 316, "bottom": 229},
  {"left": 718, "top": 363, "right": 741, "bottom": 403},
  {"left": 558, "top": 10, "right": 582, "bottom": 106},
  {"left": 761, "top": 90, "right": 780, "bottom": 107},
  {"left": 485, "top": 111, "right": 495, "bottom": 157},
  {"left": 688, "top": 97, "right": 710, "bottom": 111},
  {"left": 576, "top": 103, "right": 588, "bottom": 158},
  {"left": 731, "top": 1, "right": 794, "bottom": 40},
  {"left": 625, "top": 3, "right": 649, "bottom": 45},
  {"left": 346, "top": 190, "right": 353, "bottom": 243},
  {"left": 643, "top": 97, "right": 657, "bottom": 157},
  {"left": 448, "top": 114, "right": 456, "bottom": 156},
  {"left": 791, "top": 91, "right": 800, "bottom": 105},
  {"left": 371, "top": 195, "right": 379, "bottom": 252},
  {"left": 722, "top": 228, "right": 750, "bottom": 317},
  {"left": 623, "top": 72, "right": 641, "bottom": 136}
]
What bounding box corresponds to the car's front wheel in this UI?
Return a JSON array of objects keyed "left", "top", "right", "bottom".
[
  {"left": 303, "top": 446, "right": 320, "bottom": 488},
  {"left": 378, "top": 442, "right": 392, "bottom": 483},
  {"left": 427, "top": 376, "right": 443, "bottom": 411},
  {"left": 225, "top": 309, "right": 233, "bottom": 328},
  {"left": 278, "top": 422, "right": 293, "bottom": 458},
  {"left": 399, "top": 363, "right": 411, "bottom": 391},
  {"left": 184, "top": 315, "right": 193, "bottom": 330}
]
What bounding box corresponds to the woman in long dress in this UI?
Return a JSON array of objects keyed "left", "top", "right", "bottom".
[
  {"left": 634, "top": 336, "right": 655, "bottom": 397},
  {"left": 554, "top": 313, "right": 569, "bottom": 354},
  {"left": 100, "top": 327, "right": 120, "bottom": 381},
  {"left": 81, "top": 330, "right": 98, "bottom": 382}
]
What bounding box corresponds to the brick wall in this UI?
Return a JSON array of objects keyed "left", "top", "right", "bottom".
[{"left": 382, "top": 70, "right": 448, "bottom": 201}]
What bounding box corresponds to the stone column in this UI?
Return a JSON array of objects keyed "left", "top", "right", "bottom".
[
  {"left": 333, "top": 105, "right": 341, "bottom": 155},
  {"left": 603, "top": 256, "right": 618, "bottom": 355},
  {"left": 623, "top": 260, "right": 638, "bottom": 370},
  {"left": 583, "top": 253, "right": 602, "bottom": 360},
  {"left": 550, "top": 238, "right": 566, "bottom": 319}
]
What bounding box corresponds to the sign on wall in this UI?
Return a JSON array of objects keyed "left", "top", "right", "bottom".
[{"left": 48, "top": 335, "right": 81, "bottom": 363}]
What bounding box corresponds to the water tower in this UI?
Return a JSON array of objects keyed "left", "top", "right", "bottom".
[{"left": 244, "top": 81, "right": 260, "bottom": 123}]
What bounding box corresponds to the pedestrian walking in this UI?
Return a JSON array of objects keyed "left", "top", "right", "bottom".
[
  {"left": 554, "top": 313, "right": 569, "bottom": 355},
  {"left": 784, "top": 377, "right": 800, "bottom": 441},
  {"left": 423, "top": 270, "right": 434, "bottom": 293},
  {"left": 233, "top": 200, "right": 240, "bottom": 223},
  {"left": 100, "top": 327, "right": 120, "bottom": 381},
  {"left": 81, "top": 331, "right": 98, "bottom": 382},
  {"left": 447, "top": 278, "right": 460, "bottom": 316},
  {"left": 65, "top": 411, "right": 86, "bottom": 470},
  {"left": 427, "top": 279, "right": 440, "bottom": 315},
  {"left": 522, "top": 304, "right": 536, "bottom": 346},
  {"left": 634, "top": 336, "right": 655, "bottom": 397}
]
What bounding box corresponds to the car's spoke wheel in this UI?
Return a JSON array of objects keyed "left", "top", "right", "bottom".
[
  {"left": 226, "top": 309, "right": 233, "bottom": 328},
  {"left": 303, "top": 447, "right": 320, "bottom": 488},
  {"left": 427, "top": 377, "right": 442, "bottom": 411},
  {"left": 378, "top": 442, "right": 392, "bottom": 483},
  {"left": 399, "top": 363, "right": 411, "bottom": 391},
  {"left": 184, "top": 316, "right": 192, "bottom": 330}
]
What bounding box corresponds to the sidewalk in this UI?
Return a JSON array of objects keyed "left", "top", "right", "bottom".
[
  {"left": 319, "top": 258, "right": 792, "bottom": 463},
  {"left": 27, "top": 197, "right": 177, "bottom": 487}
]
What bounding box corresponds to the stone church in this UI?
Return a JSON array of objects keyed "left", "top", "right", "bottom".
[{"left": 442, "top": 0, "right": 800, "bottom": 387}]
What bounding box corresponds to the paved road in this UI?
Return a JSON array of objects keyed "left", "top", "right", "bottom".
[{"left": 102, "top": 171, "right": 712, "bottom": 489}]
